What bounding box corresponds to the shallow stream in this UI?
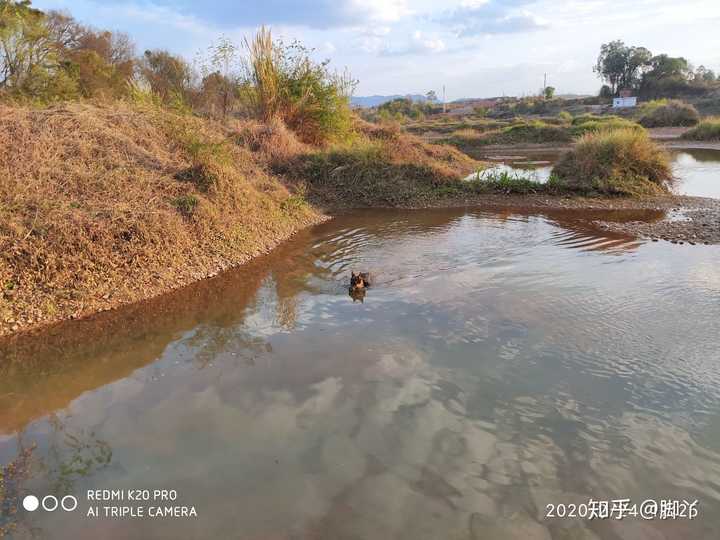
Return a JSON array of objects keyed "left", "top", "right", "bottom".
[{"left": 2, "top": 207, "right": 720, "bottom": 539}]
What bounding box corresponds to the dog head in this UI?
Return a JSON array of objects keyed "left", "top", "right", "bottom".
[{"left": 350, "top": 271, "right": 367, "bottom": 290}]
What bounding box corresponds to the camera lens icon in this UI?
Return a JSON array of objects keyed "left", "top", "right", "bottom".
[
  {"left": 61, "top": 495, "right": 78, "bottom": 512},
  {"left": 22, "top": 495, "right": 39, "bottom": 512},
  {"left": 22, "top": 495, "right": 78, "bottom": 512}
]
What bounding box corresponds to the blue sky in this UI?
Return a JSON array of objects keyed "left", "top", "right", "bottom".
[{"left": 33, "top": 0, "right": 720, "bottom": 100}]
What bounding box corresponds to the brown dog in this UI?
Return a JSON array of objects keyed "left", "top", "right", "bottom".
[{"left": 349, "top": 271, "right": 372, "bottom": 291}]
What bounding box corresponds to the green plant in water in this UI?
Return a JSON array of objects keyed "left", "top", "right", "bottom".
[{"left": 469, "top": 168, "right": 543, "bottom": 194}]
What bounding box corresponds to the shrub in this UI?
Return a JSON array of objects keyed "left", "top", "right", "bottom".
[
  {"left": 173, "top": 134, "right": 231, "bottom": 192},
  {"left": 552, "top": 128, "right": 673, "bottom": 196},
  {"left": 242, "top": 27, "right": 355, "bottom": 145},
  {"left": 291, "top": 120, "right": 479, "bottom": 206},
  {"left": 172, "top": 194, "right": 198, "bottom": 217},
  {"left": 570, "top": 117, "right": 642, "bottom": 137},
  {"left": 558, "top": 111, "right": 573, "bottom": 123},
  {"left": 638, "top": 99, "right": 700, "bottom": 127},
  {"left": 682, "top": 117, "right": 720, "bottom": 140}
]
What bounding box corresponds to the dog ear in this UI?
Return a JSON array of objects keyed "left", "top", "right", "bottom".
[{"left": 351, "top": 271, "right": 357, "bottom": 277}]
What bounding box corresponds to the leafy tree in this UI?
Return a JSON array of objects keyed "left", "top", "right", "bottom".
[
  {"left": 544, "top": 86, "right": 555, "bottom": 99},
  {"left": 65, "top": 27, "right": 135, "bottom": 98},
  {"left": 0, "top": 6, "right": 135, "bottom": 100},
  {"left": 594, "top": 40, "right": 652, "bottom": 95},
  {"left": 695, "top": 65, "right": 717, "bottom": 83},
  {"left": 195, "top": 36, "right": 242, "bottom": 120},
  {"left": 0, "top": 0, "right": 73, "bottom": 97},
  {"left": 426, "top": 89, "right": 437, "bottom": 102},
  {"left": 139, "top": 49, "right": 192, "bottom": 103},
  {"left": 639, "top": 54, "right": 694, "bottom": 98}
]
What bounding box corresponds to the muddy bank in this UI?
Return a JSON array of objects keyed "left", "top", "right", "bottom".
[
  {"left": 0, "top": 214, "right": 329, "bottom": 339},
  {"left": 381, "top": 192, "right": 720, "bottom": 246}
]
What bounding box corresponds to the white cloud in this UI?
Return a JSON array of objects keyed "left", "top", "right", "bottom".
[
  {"left": 439, "top": 0, "right": 549, "bottom": 36},
  {"left": 378, "top": 30, "right": 447, "bottom": 56}
]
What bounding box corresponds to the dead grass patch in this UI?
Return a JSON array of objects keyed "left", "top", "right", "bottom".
[{"left": 0, "top": 102, "right": 322, "bottom": 335}]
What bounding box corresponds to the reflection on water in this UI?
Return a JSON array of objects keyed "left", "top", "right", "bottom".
[
  {"left": 671, "top": 149, "right": 720, "bottom": 199},
  {"left": 479, "top": 147, "right": 720, "bottom": 199},
  {"left": 1, "top": 207, "right": 720, "bottom": 539}
]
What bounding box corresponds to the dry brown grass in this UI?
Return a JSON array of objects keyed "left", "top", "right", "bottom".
[
  {"left": 0, "top": 102, "right": 322, "bottom": 335},
  {"left": 289, "top": 119, "right": 481, "bottom": 206},
  {"left": 551, "top": 128, "right": 673, "bottom": 196},
  {"left": 232, "top": 116, "right": 310, "bottom": 167}
]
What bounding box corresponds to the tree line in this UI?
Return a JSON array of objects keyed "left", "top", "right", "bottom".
[
  {"left": 595, "top": 40, "right": 718, "bottom": 99},
  {"left": 0, "top": 1, "right": 357, "bottom": 143}
]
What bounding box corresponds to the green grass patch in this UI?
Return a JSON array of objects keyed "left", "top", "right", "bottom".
[
  {"left": 440, "top": 116, "right": 644, "bottom": 149},
  {"left": 280, "top": 183, "right": 309, "bottom": 212},
  {"left": 682, "top": 117, "right": 720, "bottom": 141},
  {"left": 442, "top": 120, "right": 572, "bottom": 147},
  {"left": 172, "top": 194, "right": 199, "bottom": 217},
  {"left": 467, "top": 169, "right": 545, "bottom": 194}
]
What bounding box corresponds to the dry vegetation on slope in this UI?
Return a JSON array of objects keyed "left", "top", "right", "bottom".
[
  {"left": 286, "top": 121, "right": 480, "bottom": 207},
  {"left": 0, "top": 103, "right": 480, "bottom": 336},
  {"left": 0, "top": 102, "right": 323, "bottom": 336}
]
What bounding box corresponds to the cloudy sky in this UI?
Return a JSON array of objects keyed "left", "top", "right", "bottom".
[{"left": 33, "top": 0, "right": 720, "bottom": 100}]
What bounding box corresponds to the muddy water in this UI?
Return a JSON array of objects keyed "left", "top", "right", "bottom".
[
  {"left": 2, "top": 208, "right": 720, "bottom": 540},
  {"left": 479, "top": 147, "right": 720, "bottom": 199}
]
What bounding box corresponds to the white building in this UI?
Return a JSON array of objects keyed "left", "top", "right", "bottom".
[{"left": 612, "top": 96, "right": 637, "bottom": 108}]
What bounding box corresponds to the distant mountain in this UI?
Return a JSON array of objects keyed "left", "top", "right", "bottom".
[{"left": 350, "top": 94, "right": 428, "bottom": 108}]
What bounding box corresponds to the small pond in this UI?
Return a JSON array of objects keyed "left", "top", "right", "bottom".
[{"left": 1, "top": 207, "right": 719, "bottom": 539}]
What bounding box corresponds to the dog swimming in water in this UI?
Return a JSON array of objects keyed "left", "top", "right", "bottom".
[
  {"left": 348, "top": 272, "right": 372, "bottom": 303},
  {"left": 349, "top": 271, "right": 372, "bottom": 291}
]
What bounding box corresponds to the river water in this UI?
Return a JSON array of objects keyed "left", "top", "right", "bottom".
[{"left": 1, "top": 207, "right": 720, "bottom": 540}]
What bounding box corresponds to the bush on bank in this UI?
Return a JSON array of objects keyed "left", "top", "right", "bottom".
[
  {"left": 638, "top": 100, "right": 700, "bottom": 127},
  {"left": 551, "top": 128, "right": 673, "bottom": 196}
]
